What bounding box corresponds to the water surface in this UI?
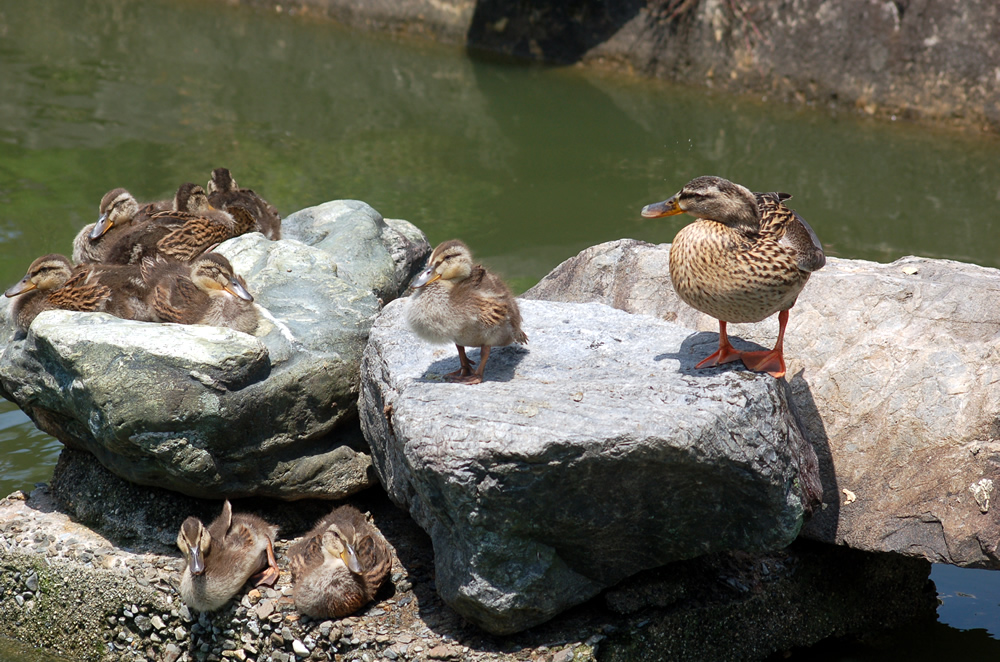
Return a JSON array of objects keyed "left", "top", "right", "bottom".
[{"left": 0, "top": 1, "right": 998, "bottom": 659}]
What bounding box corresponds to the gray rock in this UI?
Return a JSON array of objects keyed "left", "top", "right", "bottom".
[
  {"left": 360, "top": 298, "right": 819, "bottom": 633},
  {"left": 525, "top": 240, "right": 1000, "bottom": 568},
  {"left": 0, "top": 200, "right": 429, "bottom": 500}
]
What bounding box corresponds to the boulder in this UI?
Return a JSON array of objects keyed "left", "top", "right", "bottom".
[
  {"left": 0, "top": 200, "right": 430, "bottom": 500},
  {"left": 359, "top": 297, "right": 820, "bottom": 634},
  {"left": 524, "top": 239, "right": 1000, "bottom": 569}
]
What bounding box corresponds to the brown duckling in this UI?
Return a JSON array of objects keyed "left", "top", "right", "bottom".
[
  {"left": 72, "top": 188, "right": 170, "bottom": 264},
  {"left": 641, "top": 175, "right": 825, "bottom": 378},
  {"left": 207, "top": 168, "right": 282, "bottom": 240},
  {"left": 288, "top": 506, "right": 392, "bottom": 619},
  {"left": 4, "top": 254, "right": 153, "bottom": 333},
  {"left": 406, "top": 239, "right": 527, "bottom": 384},
  {"left": 143, "top": 252, "right": 259, "bottom": 334},
  {"left": 176, "top": 500, "right": 280, "bottom": 612},
  {"left": 102, "top": 183, "right": 247, "bottom": 265}
]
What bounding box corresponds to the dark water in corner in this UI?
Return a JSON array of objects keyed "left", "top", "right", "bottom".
[{"left": 0, "top": 1, "right": 998, "bottom": 660}]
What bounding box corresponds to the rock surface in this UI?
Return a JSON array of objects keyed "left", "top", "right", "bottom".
[
  {"left": 360, "top": 297, "right": 820, "bottom": 633},
  {"left": 0, "top": 457, "right": 936, "bottom": 662},
  {"left": 524, "top": 239, "right": 1000, "bottom": 569},
  {"left": 0, "top": 200, "right": 430, "bottom": 500}
]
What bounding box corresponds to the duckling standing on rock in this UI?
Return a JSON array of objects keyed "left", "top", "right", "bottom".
[
  {"left": 143, "top": 252, "right": 259, "bottom": 334},
  {"left": 288, "top": 505, "right": 392, "bottom": 619},
  {"left": 176, "top": 500, "right": 280, "bottom": 612},
  {"left": 4, "top": 254, "right": 153, "bottom": 333},
  {"left": 641, "top": 175, "right": 825, "bottom": 378},
  {"left": 406, "top": 239, "right": 527, "bottom": 384}
]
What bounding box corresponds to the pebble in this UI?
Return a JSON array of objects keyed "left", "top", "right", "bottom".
[
  {"left": 24, "top": 572, "right": 38, "bottom": 592},
  {"left": 292, "top": 639, "right": 310, "bottom": 656}
]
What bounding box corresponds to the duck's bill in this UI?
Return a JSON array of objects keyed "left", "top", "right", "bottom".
[
  {"left": 5, "top": 278, "right": 36, "bottom": 297},
  {"left": 189, "top": 547, "right": 205, "bottom": 575},
  {"left": 641, "top": 196, "right": 683, "bottom": 218},
  {"left": 225, "top": 277, "right": 254, "bottom": 302},
  {"left": 89, "top": 213, "right": 114, "bottom": 240},
  {"left": 341, "top": 543, "right": 363, "bottom": 574},
  {"left": 410, "top": 265, "right": 440, "bottom": 289}
]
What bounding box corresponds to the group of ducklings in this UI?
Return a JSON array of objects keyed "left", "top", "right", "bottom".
[
  {"left": 408, "top": 175, "right": 825, "bottom": 381},
  {"left": 4, "top": 168, "right": 280, "bottom": 336},
  {"left": 177, "top": 501, "right": 391, "bottom": 618}
]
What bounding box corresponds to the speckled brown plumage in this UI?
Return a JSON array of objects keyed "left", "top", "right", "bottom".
[
  {"left": 288, "top": 506, "right": 391, "bottom": 619},
  {"left": 72, "top": 188, "right": 170, "bottom": 264},
  {"left": 642, "top": 175, "right": 825, "bottom": 377},
  {"left": 142, "top": 253, "right": 258, "bottom": 334},
  {"left": 406, "top": 239, "right": 527, "bottom": 384},
  {"left": 4, "top": 254, "right": 154, "bottom": 333},
  {"left": 207, "top": 168, "right": 282, "bottom": 240}
]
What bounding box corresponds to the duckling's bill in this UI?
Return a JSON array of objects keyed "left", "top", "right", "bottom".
[
  {"left": 410, "top": 265, "right": 440, "bottom": 288},
  {"left": 4, "top": 278, "right": 35, "bottom": 297},
  {"left": 225, "top": 278, "right": 254, "bottom": 302},
  {"left": 641, "top": 195, "right": 683, "bottom": 218},
  {"left": 89, "top": 213, "right": 114, "bottom": 240}
]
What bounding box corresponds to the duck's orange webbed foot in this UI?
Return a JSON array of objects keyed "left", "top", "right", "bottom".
[
  {"left": 249, "top": 539, "right": 280, "bottom": 588},
  {"left": 740, "top": 349, "right": 786, "bottom": 378},
  {"left": 695, "top": 321, "right": 742, "bottom": 370}
]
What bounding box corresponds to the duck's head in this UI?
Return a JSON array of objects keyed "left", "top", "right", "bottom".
[
  {"left": 91, "top": 188, "right": 140, "bottom": 240},
  {"left": 177, "top": 516, "right": 211, "bottom": 575},
  {"left": 410, "top": 239, "right": 473, "bottom": 288},
  {"left": 207, "top": 168, "right": 238, "bottom": 195},
  {"left": 190, "top": 253, "right": 254, "bottom": 302},
  {"left": 5, "top": 254, "right": 73, "bottom": 297},
  {"left": 641, "top": 176, "right": 759, "bottom": 231},
  {"left": 173, "top": 183, "right": 213, "bottom": 214},
  {"left": 321, "top": 527, "right": 363, "bottom": 575}
]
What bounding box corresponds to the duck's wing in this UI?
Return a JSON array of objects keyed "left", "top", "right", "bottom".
[{"left": 45, "top": 269, "right": 112, "bottom": 312}]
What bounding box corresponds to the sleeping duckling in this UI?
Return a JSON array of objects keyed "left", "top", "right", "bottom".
[
  {"left": 288, "top": 506, "right": 392, "bottom": 619},
  {"left": 4, "top": 254, "right": 153, "bottom": 333},
  {"left": 641, "top": 175, "right": 825, "bottom": 378},
  {"left": 72, "top": 188, "right": 170, "bottom": 264},
  {"left": 104, "top": 183, "right": 245, "bottom": 265},
  {"left": 176, "top": 500, "right": 280, "bottom": 612},
  {"left": 207, "top": 168, "right": 282, "bottom": 240},
  {"left": 143, "top": 252, "right": 259, "bottom": 334},
  {"left": 406, "top": 240, "right": 527, "bottom": 384}
]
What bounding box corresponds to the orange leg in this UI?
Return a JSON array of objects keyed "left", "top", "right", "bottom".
[
  {"left": 249, "top": 538, "right": 280, "bottom": 588},
  {"left": 445, "top": 345, "right": 476, "bottom": 379},
  {"left": 695, "top": 321, "right": 744, "bottom": 370},
  {"left": 740, "top": 309, "right": 789, "bottom": 378},
  {"left": 451, "top": 346, "right": 490, "bottom": 385}
]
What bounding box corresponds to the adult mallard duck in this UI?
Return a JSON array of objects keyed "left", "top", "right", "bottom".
[
  {"left": 143, "top": 252, "right": 258, "bottom": 334},
  {"left": 287, "top": 505, "right": 392, "bottom": 619},
  {"left": 207, "top": 168, "right": 282, "bottom": 240},
  {"left": 103, "top": 183, "right": 246, "bottom": 265},
  {"left": 641, "top": 175, "right": 825, "bottom": 378},
  {"left": 4, "top": 254, "right": 153, "bottom": 333},
  {"left": 176, "top": 500, "right": 280, "bottom": 612},
  {"left": 406, "top": 239, "right": 527, "bottom": 385},
  {"left": 72, "top": 188, "right": 170, "bottom": 264}
]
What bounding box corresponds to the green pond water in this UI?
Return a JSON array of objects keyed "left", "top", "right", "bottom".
[{"left": 1, "top": 0, "right": 999, "bottom": 660}]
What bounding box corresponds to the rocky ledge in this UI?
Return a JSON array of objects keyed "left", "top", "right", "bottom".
[{"left": 0, "top": 449, "right": 936, "bottom": 662}]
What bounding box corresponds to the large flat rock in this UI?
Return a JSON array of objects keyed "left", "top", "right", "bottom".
[
  {"left": 360, "top": 298, "right": 819, "bottom": 633},
  {"left": 0, "top": 200, "right": 429, "bottom": 500},
  {"left": 524, "top": 239, "right": 1000, "bottom": 569}
]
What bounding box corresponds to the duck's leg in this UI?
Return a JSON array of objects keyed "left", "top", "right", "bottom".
[
  {"left": 740, "top": 309, "right": 788, "bottom": 378},
  {"left": 249, "top": 538, "right": 280, "bottom": 588},
  {"left": 453, "top": 346, "right": 490, "bottom": 385},
  {"left": 444, "top": 345, "right": 475, "bottom": 379},
  {"left": 695, "top": 320, "right": 743, "bottom": 370}
]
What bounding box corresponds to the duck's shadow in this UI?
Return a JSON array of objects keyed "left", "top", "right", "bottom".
[
  {"left": 419, "top": 345, "right": 529, "bottom": 384},
  {"left": 654, "top": 330, "right": 769, "bottom": 376}
]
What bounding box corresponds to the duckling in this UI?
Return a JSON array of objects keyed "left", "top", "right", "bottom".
[
  {"left": 641, "top": 175, "right": 825, "bottom": 378},
  {"left": 72, "top": 188, "right": 170, "bottom": 264},
  {"left": 288, "top": 506, "right": 392, "bottom": 619},
  {"left": 4, "top": 254, "right": 153, "bottom": 333},
  {"left": 207, "top": 168, "right": 282, "bottom": 240},
  {"left": 176, "top": 500, "right": 280, "bottom": 612},
  {"left": 143, "top": 252, "right": 259, "bottom": 334},
  {"left": 406, "top": 240, "right": 527, "bottom": 384},
  {"left": 103, "top": 183, "right": 246, "bottom": 265}
]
